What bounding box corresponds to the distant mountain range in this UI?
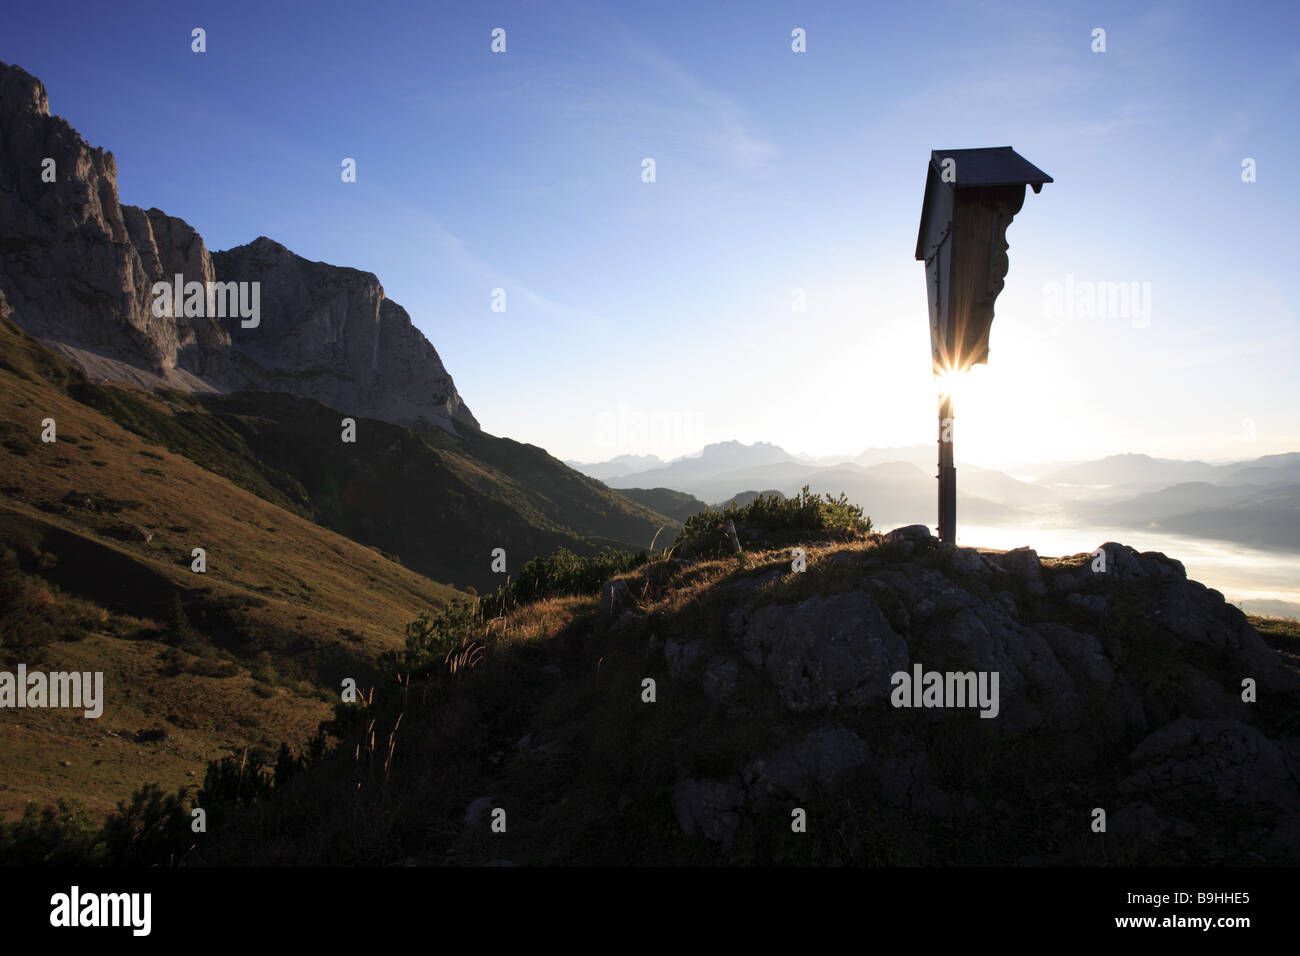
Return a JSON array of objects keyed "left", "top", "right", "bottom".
[
  {"left": 562, "top": 453, "right": 666, "bottom": 482},
  {"left": 574, "top": 441, "right": 1034, "bottom": 522},
  {"left": 572, "top": 444, "right": 1300, "bottom": 553},
  {"left": 1040, "top": 452, "right": 1300, "bottom": 495}
]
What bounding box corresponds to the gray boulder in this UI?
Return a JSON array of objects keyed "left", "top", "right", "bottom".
[
  {"left": 947, "top": 546, "right": 994, "bottom": 580},
  {"left": 990, "top": 546, "right": 1047, "bottom": 596},
  {"left": 1036, "top": 622, "right": 1146, "bottom": 738},
  {"left": 743, "top": 591, "right": 908, "bottom": 713},
  {"left": 702, "top": 656, "right": 740, "bottom": 703},
  {"left": 882, "top": 524, "right": 934, "bottom": 556},
  {"left": 1122, "top": 718, "right": 1300, "bottom": 812},
  {"left": 943, "top": 605, "right": 1080, "bottom": 733}
]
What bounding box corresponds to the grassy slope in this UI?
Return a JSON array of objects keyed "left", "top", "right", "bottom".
[
  {"left": 1254, "top": 615, "right": 1300, "bottom": 669},
  {"left": 0, "top": 316, "right": 459, "bottom": 818},
  {"left": 51, "top": 382, "right": 677, "bottom": 594},
  {"left": 616, "top": 487, "right": 709, "bottom": 524},
  {"left": 194, "top": 391, "right": 677, "bottom": 591}
]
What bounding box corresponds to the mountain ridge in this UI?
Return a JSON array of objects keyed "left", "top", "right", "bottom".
[{"left": 0, "top": 61, "right": 477, "bottom": 435}]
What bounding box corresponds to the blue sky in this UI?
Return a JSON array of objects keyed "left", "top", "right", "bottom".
[{"left": 5, "top": 0, "right": 1297, "bottom": 467}]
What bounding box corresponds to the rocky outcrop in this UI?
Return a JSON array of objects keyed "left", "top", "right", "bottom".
[
  {"left": 0, "top": 61, "right": 477, "bottom": 434},
  {"left": 647, "top": 526, "right": 1300, "bottom": 862},
  {"left": 743, "top": 591, "right": 908, "bottom": 713}
]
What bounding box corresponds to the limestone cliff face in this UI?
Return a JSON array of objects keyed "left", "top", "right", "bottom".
[
  {"left": 210, "top": 238, "right": 478, "bottom": 433},
  {"left": 0, "top": 61, "right": 478, "bottom": 434}
]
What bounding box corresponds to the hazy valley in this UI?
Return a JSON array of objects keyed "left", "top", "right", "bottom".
[{"left": 576, "top": 442, "right": 1300, "bottom": 618}]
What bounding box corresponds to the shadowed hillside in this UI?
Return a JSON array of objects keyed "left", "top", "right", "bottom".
[
  {"left": 0, "top": 303, "right": 460, "bottom": 818},
  {"left": 187, "top": 528, "right": 1299, "bottom": 866},
  {"left": 0, "top": 300, "right": 677, "bottom": 823},
  {"left": 9, "top": 492, "right": 1294, "bottom": 866}
]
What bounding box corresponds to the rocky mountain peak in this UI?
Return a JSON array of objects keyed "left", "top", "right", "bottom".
[
  {"left": 0, "top": 61, "right": 478, "bottom": 435},
  {"left": 0, "top": 62, "right": 49, "bottom": 116}
]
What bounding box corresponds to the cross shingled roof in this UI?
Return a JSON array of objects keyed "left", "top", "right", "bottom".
[{"left": 915, "top": 146, "right": 1053, "bottom": 260}]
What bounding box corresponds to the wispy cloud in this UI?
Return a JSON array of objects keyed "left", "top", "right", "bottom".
[
  {"left": 422, "top": 217, "right": 610, "bottom": 335},
  {"left": 1047, "top": 101, "right": 1165, "bottom": 139},
  {"left": 620, "top": 42, "right": 779, "bottom": 173},
  {"left": 335, "top": 184, "right": 611, "bottom": 337}
]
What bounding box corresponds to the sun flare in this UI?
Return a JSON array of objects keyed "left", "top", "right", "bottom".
[{"left": 934, "top": 366, "right": 969, "bottom": 402}]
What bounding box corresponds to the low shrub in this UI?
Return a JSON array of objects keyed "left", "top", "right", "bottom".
[
  {"left": 480, "top": 547, "right": 648, "bottom": 618},
  {"left": 674, "top": 485, "right": 871, "bottom": 557}
]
